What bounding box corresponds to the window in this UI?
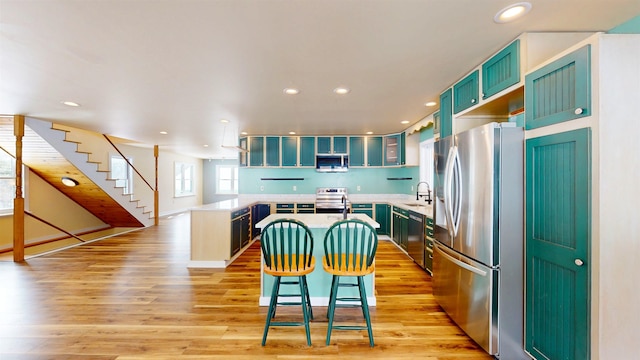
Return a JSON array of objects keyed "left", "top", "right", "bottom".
[
  {"left": 0, "top": 151, "right": 15, "bottom": 213},
  {"left": 419, "top": 139, "right": 434, "bottom": 188},
  {"left": 110, "top": 155, "right": 133, "bottom": 195},
  {"left": 174, "top": 162, "right": 195, "bottom": 197},
  {"left": 216, "top": 165, "right": 238, "bottom": 194}
]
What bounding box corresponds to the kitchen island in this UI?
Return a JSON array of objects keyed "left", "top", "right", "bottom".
[{"left": 256, "top": 213, "right": 380, "bottom": 307}]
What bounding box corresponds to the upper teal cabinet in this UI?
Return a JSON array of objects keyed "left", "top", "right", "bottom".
[
  {"left": 349, "top": 136, "right": 365, "bottom": 167},
  {"left": 265, "top": 136, "right": 280, "bottom": 166},
  {"left": 249, "top": 136, "right": 264, "bottom": 167},
  {"left": 367, "top": 136, "right": 383, "bottom": 166},
  {"left": 239, "top": 137, "right": 248, "bottom": 167},
  {"left": 433, "top": 111, "right": 440, "bottom": 138},
  {"left": 525, "top": 45, "right": 591, "bottom": 130},
  {"left": 439, "top": 89, "right": 453, "bottom": 137},
  {"left": 281, "top": 136, "right": 298, "bottom": 166},
  {"left": 482, "top": 39, "right": 520, "bottom": 100},
  {"left": 299, "top": 136, "right": 315, "bottom": 167},
  {"left": 384, "top": 133, "right": 405, "bottom": 166},
  {"left": 318, "top": 136, "right": 347, "bottom": 154},
  {"left": 453, "top": 70, "right": 479, "bottom": 114}
]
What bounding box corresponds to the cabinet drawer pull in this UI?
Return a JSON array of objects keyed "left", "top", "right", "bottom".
[
  {"left": 574, "top": 108, "right": 583, "bottom": 115},
  {"left": 471, "top": 98, "right": 476, "bottom": 104}
]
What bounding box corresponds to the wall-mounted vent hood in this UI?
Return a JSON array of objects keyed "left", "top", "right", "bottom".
[{"left": 316, "top": 154, "right": 348, "bottom": 172}]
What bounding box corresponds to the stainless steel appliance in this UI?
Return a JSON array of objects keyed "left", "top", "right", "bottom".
[
  {"left": 315, "top": 187, "right": 351, "bottom": 214},
  {"left": 407, "top": 211, "right": 424, "bottom": 268},
  {"left": 433, "top": 122, "right": 527, "bottom": 359}
]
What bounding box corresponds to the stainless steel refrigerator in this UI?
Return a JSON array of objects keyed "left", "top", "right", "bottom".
[{"left": 432, "top": 122, "right": 527, "bottom": 359}]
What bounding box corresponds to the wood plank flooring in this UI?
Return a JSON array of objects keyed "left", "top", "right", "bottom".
[{"left": 0, "top": 212, "right": 492, "bottom": 359}]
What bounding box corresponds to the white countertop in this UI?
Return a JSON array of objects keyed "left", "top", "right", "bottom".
[
  {"left": 256, "top": 213, "right": 380, "bottom": 229},
  {"left": 190, "top": 194, "right": 433, "bottom": 217}
]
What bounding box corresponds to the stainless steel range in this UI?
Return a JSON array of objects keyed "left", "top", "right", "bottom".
[{"left": 315, "top": 187, "right": 350, "bottom": 214}]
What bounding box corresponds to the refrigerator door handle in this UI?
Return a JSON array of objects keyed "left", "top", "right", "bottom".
[
  {"left": 451, "top": 148, "right": 462, "bottom": 237},
  {"left": 443, "top": 145, "right": 457, "bottom": 239},
  {"left": 436, "top": 244, "right": 487, "bottom": 277}
]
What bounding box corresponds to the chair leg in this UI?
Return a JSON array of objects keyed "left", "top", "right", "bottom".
[
  {"left": 357, "top": 276, "right": 374, "bottom": 347},
  {"left": 262, "top": 276, "right": 281, "bottom": 346},
  {"left": 302, "top": 275, "right": 313, "bottom": 320},
  {"left": 326, "top": 275, "right": 340, "bottom": 346},
  {"left": 298, "top": 276, "right": 312, "bottom": 346}
]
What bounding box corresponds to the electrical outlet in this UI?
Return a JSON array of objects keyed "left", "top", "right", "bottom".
[
  {"left": 293, "top": 185, "right": 297, "bottom": 191},
  {"left": 411, "top": 185, "right": 414, "bottom": 191},
  {"left": 357, "top": 185, "right": 361, "bottom": 191},
  {"left": 260, "top": 185, "right": 264, "bottom": 191}
]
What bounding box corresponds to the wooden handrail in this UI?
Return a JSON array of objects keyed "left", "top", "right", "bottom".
[
  {"left": 25, "top": 211, "right": 86, "bottom": 243},
  {"left": 102, "top": 134, "right": 155, "bottom": 191}
]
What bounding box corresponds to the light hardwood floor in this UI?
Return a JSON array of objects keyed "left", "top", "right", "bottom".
[{"left": 0, "top": 212, "right": 492, "bottom": 359}]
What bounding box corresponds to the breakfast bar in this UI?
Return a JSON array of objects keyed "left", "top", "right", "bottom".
[{"left": 255, "top": 213, "right": 380, "bottom": 307}]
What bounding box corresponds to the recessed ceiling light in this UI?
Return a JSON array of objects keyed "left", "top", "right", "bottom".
[
  {"left": 220, "top": 119, "right": 229, "bottom": 123},
  {"left": 284, "top": 88, "right": 300, "bottom": 95},
  {"left": 289, "top": 131, "right": 296, "bottom": 135},
  {"left": 61, "top": 176, "right": 79, "bottom": 187},
  {"left": 494, "top": 2, "right": 532, "bottom": 23},
  {"left": 241, "top": 131, "right": 248, "bottom": 135},
  {"left": 203, "top": 144, "right": 209, "bottom": 147},
  {"left": 333, "top": 87, "right": 350, "bottom": 95},
  {"left": 61, "top": 101, "right": 80, "bottom": 107},
  {"left": 401, "top": 120, "right": 410, "bottom": 124},
  {"left": 159, "top": 131, "right": 168, "bottom": 135},
  {"left": 425, "top": 101, "right": 437, "bottom": 107},
  {"left": 366, "top": 131, "right": 373, "bottom": 135}
]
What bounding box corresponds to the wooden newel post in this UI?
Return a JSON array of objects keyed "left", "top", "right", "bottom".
[{"left": 13, "top": 115, "right": 25, "bottom": 262}]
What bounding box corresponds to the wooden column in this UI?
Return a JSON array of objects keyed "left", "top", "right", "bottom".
[
  {"left": 154, "top": 145, "right": 159, "bottom": 226},
  {"left": 13, "top": 115, "right": 25, "bottom": 262}
]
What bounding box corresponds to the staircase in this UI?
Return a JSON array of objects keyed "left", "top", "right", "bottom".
[{"left": 1, "top": 117, "right": 154, "bottom": 228}]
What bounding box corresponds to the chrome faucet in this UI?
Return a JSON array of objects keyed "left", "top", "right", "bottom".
[
  {"left": 342, "top": 195, "right": 348, "bottom": 219},
  {"left": 416, "top": 181, "right": 432, "bottom": 204}
]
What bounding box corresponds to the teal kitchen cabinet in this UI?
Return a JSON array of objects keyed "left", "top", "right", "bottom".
[
  {"left": 433, "top": 111, "right": 440, "bottom": 138},
  {"left": 300, "top": 136, "right": 315, "bottom": 167},
  {"left": 318, "top": 136, "right": 347, "bottom": 154},
  {"left": 482, "top": 39, "right": 520, "bottom": 100},
  {"left": 265, "top": 136, "right": 280, "bottom": 167},
  {"left": 439, "top": 89, "right": 453, "bottom": 138},
  {"left": 453, "top": 70, "right": 479, "bottom": 114},
  {"left": 251, "top": 203, "right": 271, "bottom": 238},
  {"left": 392, "top": 206, "right": 409, "bottom": 250},
  {"left": 424, "top": 216, "right": 434, "bottom": 275},
  {"left": 525, "top": 45, "right": 591, "bottom": 130},
  {"left": 231, "top": 207, "right": 250, "bottom": 256},
  {"left": 384, "top": 134, "right": 406, "bottom": 166},
  {"left": 525, "top": 128, "right": 591, "bottom": 360},
  {"left": 275, "top": 203, "right": 294, "bottom": 214},
  {"left": 249, "top": 136, "right": 264, "bottom": 167},
  {"left": 349, "top": 136, "right": 365, "bottom": 166},
  {"left": 375, "top": 203, "right": 390, "bottom": 236},
  {"left": 239, "top": 137, "right": 248, "bottom": 167},
  {"left": 296, "top": 203, "right": 315, "bottom": 214},
  {"left": 367, "top": 136, "right": 383, "bottom": 166},
  {"left": 281, "top": 136, "right": 298, "bottom": 166},
  {"left": 352, "top": 203, "right": 373, "bottom": 218}
]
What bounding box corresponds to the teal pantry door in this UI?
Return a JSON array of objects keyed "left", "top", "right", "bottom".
[{"left": 525, "top": 128, "right": 591, "bottom": 360}]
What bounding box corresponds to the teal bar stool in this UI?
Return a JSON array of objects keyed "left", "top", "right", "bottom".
[
  {"left": 260, "top": 219, "right": 315, "bottom": 346},
  {"left": 323, "top": 219, "right": 378, "bottom": 347}
]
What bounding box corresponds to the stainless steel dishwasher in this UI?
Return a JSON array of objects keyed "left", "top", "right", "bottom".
[{"left": 408, "top": 211, "right": 425, "bottom": 268}]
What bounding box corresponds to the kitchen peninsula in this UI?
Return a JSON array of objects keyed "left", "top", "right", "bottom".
[{"left": 255, "top": 213, "right": 380, "bottom": 306}]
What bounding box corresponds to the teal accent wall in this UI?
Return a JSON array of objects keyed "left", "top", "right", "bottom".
[
  {"left": 419, "top": 125, "right": 434, "bottom": 142},
  {"left": 239, "top": 166, "right": 419, "bottom": 195},
  {"left": 608, "top": 15, "right": 640, "bottom": 34}
]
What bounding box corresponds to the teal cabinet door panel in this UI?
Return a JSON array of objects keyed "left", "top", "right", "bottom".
[
  {"left": 317, "top": 136, "right": 331, "bottom": 154},
  {"left": 333, "top": 136, "right": 347, "bottom": 153},
  {"left": 482, "top": 39, "right": 520, "bottom": 99},
  {"left": 239, "top": 137, "right": 248, "bottom": 167},
  {"left": 453, "top": 70, "right": 479, "bottom": 114},
  {"left": 439, "top": 89, "right": 453, "bottom": 138},
  {"left": 384, "top": 134, "right": 400, "bottom": 166},
  {"left": 375, "top": 203, "right": 390, "bottom": 235},
  {"left": 281, "top": 136, "right": 298, "bottom": 166},
  {"left": 399, "top": 132, "right": 405, "bottom": 165},
  {"left": 300, "top": 136, "right": 315, "bottom": 166},
  {"left": 367, "top": 136, "right": 383, "bottom": 166},
  {"left": 349, "top": 136, "right": 365, "bottom": 166},
  {"left": 433, "top": 111, "right": 440, "bottom": 138},
  {"left": 525, "top": 128, "right": 591, "bottom": 360},
  {"left": 265, "top": 136, "right": 280, "bottom": 166},
  {"left": 249, "top": 137, "right": 264, "bottom": 167},
  {"left": 525, "top": 45, "right": 591, "bottom": 130}
]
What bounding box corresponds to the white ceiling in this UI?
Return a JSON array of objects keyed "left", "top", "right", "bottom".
[{"left": 1, "top": 1, "right": 639, "bottom": 159}]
